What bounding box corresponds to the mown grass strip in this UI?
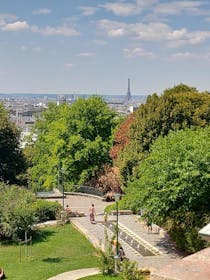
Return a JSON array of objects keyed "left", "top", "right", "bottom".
[{"left": 0, "top": 224, "right": 99, "bottom": 280}]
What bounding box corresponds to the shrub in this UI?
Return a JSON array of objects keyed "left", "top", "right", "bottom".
[
  {"left": 119, "top": 260, "right": 145, "bottom": 280},
  {"left": 0, "top": 184, "right": 62, "bottom": 242},
  {"left": 98, "top": 228, "right": 115, "bottom": 275},
  {"left": 33, "top": 200, "right": 62, "bottom": 222}
]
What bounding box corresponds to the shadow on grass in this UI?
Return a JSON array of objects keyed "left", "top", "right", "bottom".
[
  {"left": 32, "top": 229, "right": 56, "bottom": 245},
  {"left": 42, "top": 257, "right": 64, "bottom": 263}
]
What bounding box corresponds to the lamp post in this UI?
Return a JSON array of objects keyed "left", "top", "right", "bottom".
[
  {"left": 58, "top": 162, "right": 65, "bottom": 209},
  {"left": 114, "top": 193, "right": 121, "bottom": 273},
  {"left": 61, "top": 167, "right": 65, "bottom": 209},
  {"left": 114, "top": 193, "right": 121, "bottom": 257}
]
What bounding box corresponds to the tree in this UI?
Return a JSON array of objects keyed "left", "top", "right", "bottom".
[
  {"left": 125, "top": 126, "right": 210, "bottom": 252},
  {"left": 28, "top": 96, "right": 117, "bottom": 190},
  {"left": 0, "top": 103, "right": 26, "bottom": 184},
  {"left": 114, "top": 84, "right": 210, "bottom": 185},
  {"left": 110, "top": 113, "right": 135, "bottom": 160},
  {"left": 131, "top": 84, "right": 210, "bottom": 152},
  {"left": 95, "top": 165, "right": 122, "bottom": 194}
]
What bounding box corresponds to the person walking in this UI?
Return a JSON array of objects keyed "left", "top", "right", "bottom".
[
  {"left": 119, "top": 246, "right": 125, "bottom": 261},
  {"left": 89, "top": 204, "right": 96, "bottom": 224}
]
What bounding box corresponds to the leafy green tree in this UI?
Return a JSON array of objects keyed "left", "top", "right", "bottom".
[
  {"left": 125, "top": 126, "right": 210, "bottom": 252},
  {"left": 28, "top": 96, "right": 117, "bottom": 190},
  {"left": 114, "top": 84, "right": 210, "bottom": 184},
  {"left": 0, "top": 103, "right": 26, "bottom": 184},
  {"left": 131, "top": 84, "right": 210, "bottom": 152}
]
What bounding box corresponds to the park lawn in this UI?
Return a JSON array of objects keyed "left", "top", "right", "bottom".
[{"left": 0, "top": 224, "right": 99, "bottom": 280}]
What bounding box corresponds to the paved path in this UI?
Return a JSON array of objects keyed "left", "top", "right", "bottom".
[
  {"left": 47, "top": 194, "right": 184, "bottom": 279},
  {"left": 72, "top": 214, "right": 183, "bottom": 271},
  {"left": 48, "top": 268, "right": 100, "bottom": 280}
]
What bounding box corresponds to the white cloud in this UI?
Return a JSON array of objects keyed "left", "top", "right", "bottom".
[
  {"left": 100, "top": 0, "right": 157, "bottom": 16},
  {"left": 98, "top": 20, "right": 127, "bottom": 37},
  {"left": 20, "top": 45, "right": 42, "bottom": 52},
  {"left": 31, "top": 24, "right": 80, "bottom": 36},
  {"left": 124, "top": 47, "right": 154, "bottom": 58},
  {"left": 153, "top": 1, "right": 207, "bottom": 16},
  {"left": 2, "top": 21, "right": 29, "bottom": 31},
  {"left": 100, "top": 2, "right": 139, "bottom": 16},
  {"left": 98, "top": 19, "right": 210, "bottom": 47},
  {"left": 0, "top": 14, "right": 18, "bottom": 26},
  {"left": 171, "top": 52, "right": 197, "bottom": 59},
  {"left": 76, "top": 52, "right": 96, "bottom": 57},
  {"left": 32, "top": 8, "right": 51, "bottom": 15},
  {"left": 167, "top": 30, "right": 210, "bottom": 47},
  {"left": 80, "top": 6, "right": 98, "bottom": 16},
  {"left": 0, "top": 13, "right": 79, "bottom": 37},
  {"left": 169, "top": 51, "right": 210, "bottom": 60}
]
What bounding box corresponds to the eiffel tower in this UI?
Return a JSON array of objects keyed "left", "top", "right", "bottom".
[{"left": 126, "top": 78, "right": 131, "bottom": 101}]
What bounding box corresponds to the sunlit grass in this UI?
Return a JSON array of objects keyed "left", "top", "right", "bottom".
[{"left": 0, "top": 224, "right": 99, "bottom": 280}]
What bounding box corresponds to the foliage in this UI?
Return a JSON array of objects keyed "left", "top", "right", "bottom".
[
  {"left": 125, "top": 126, "right": 210, "bottom": 252},
  {"left": 114, "top": 84, "right": 210, "bottom": 185},
  {"left": 110, "top": 113, "right": 135, "bottom": 160},
  {"left": 0, "top": 184, "right": 36, "bottom": 241},
  {"left": 28, "top": 97, "right": 117, "bottom": 190},
  {"left": 115, "top": 143, "right": 146, "bottom": 187},
  {"left": 0, "top": 103, "right": 26, "bottom": 184},
  {"left": 0, "top": 224, "right": 99, "bottom": 280},
  {"left": 98, "top": 228, "right": 115, "bottom": 275},
  {"left": 119, "top": 260, "right": 145, "bottom": 280},
  {"left": 131, "top": 84, "right": 210, "bottom": 152},
  {"left": 33, "top": 199, "right": 62, "bottom": 222},
  {"left": 0, "top": 184, "right": 61, "bottom": 241},
  {"left": 95, "top": 165, "right": 122, "bottom": 194}
]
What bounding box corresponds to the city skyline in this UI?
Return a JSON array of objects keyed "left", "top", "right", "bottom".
[{"left": 1, "top": 0, "right": 210, "bottom": 95}]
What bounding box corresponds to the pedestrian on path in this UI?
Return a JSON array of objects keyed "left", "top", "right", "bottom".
[
  {"left": 89, "top": 204, "right": 96, "bottom": 224},
  {"left": 119, "top": 246, "right": 125, "bottom": 261},
  {"left": 147, "top": 219, "right": 153, "bottom": 233}
]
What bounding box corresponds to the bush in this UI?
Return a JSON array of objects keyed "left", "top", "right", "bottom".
[
  {"left": 33, "top": 200, "right": 62, "bottom": 222},
  {"left": 0, "top": 184, "right": 62, "bottom": 242},
  {"left": 119, "top": 260, "right": 145, "bottom": 280},
  {"left": 98, "top": 228, "right": 115, "bottom": 275}
]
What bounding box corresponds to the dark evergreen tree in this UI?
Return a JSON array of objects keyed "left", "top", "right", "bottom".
[{"left": 0, "top": 104, "right": 26, "bottom": 184}]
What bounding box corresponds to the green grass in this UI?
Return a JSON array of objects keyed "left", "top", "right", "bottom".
[
  {"left": 0, "top": 224, "right": 99, "bottom": 280},
  {"left": 79, "top": 275, "right": 122, "bottom": 279}
]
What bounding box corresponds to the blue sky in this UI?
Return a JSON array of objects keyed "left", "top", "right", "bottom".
[{"left": 1, "top": 0, "right": 210, "bottom": 95}]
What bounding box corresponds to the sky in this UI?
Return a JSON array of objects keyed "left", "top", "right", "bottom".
[{"left": 1, "top": 0, "right": 210, "bottom": 95}]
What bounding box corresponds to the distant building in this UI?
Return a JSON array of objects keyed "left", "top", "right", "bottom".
[{"left": 126, "top": 78, "right": 131, "bottom": 102}]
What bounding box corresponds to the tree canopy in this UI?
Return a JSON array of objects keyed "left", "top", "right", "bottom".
[
  {"left": 124, "top": 126, "right": 210, "bottom": 252},
  {"left": 28, "top": 96, "right": 117, "bottom": 190},
  {"left": 112, "top": 84, "right": 210, "bottom": 184},
  {"left": 131, "top": 84, "right": 210, "bottom": 152},
  {"left": 0, "top": 103, "right": 26, "bottom": 184}
]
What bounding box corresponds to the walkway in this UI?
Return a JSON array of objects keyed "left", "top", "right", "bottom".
[
  {"left": 72, "top": 214, "right": 183, "bottom": 271},
  {"left": 48, "top": 268, "right": 100, "bottom": 280},
  {"left": 47, "top": 194, "right": 183, "bottom": 279}
]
